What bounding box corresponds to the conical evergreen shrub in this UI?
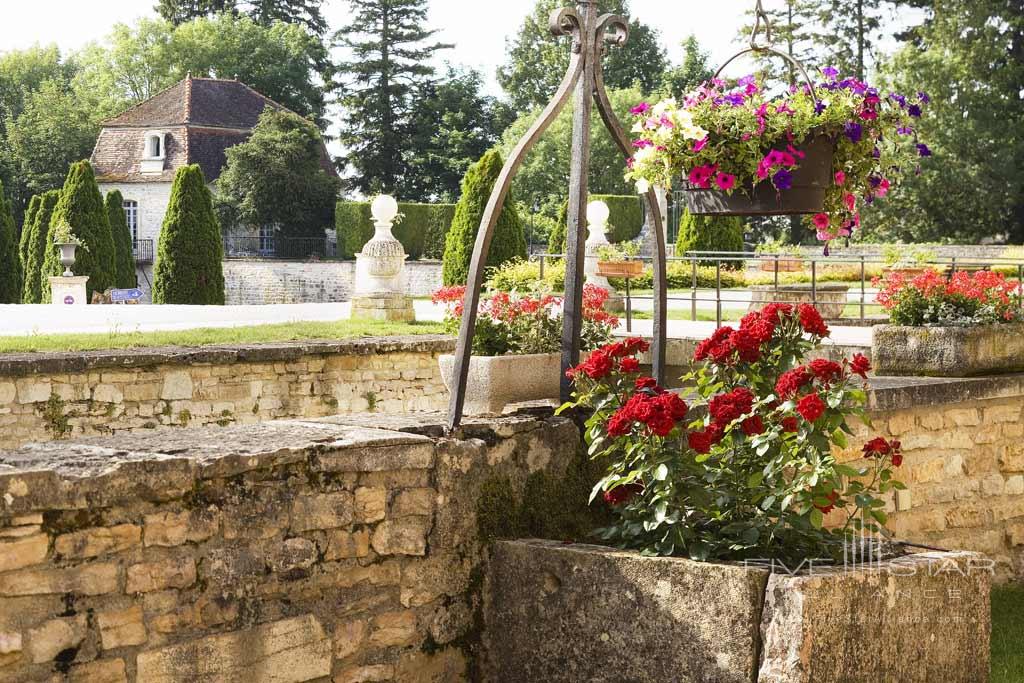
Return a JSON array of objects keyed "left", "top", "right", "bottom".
[
  {"left": 442, "top": 149, "right": 527, "bottom": 286},
  {"left": 106, "top": 191, "right": 138, "bottom": 288},
  {"left": 152, "top": 165, "right": 225, "bottom": 305},
  {"left": 23, "top": 190, "right": 59, "bottom": 304},
  {"left": 0, "top": 179, "right": 20, "bottom": 303},
  {"left": 675, "top": 209, "right": 746, "bottom": 270},
  {"left": 18, "top": 195, "right": 41, "bottom": 283},
  {"left": 41, "top": 161, "right": 117, "bottom": 301}
]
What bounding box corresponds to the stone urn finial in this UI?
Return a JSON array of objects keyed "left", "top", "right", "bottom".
[{"left": 350, "top": 194, "right": 416, "bottom": 322}]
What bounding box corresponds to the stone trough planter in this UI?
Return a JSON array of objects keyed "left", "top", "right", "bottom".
[
  {"left": 439, "top": 352, "right": 561, "bottom": 415},
  {"left": 749, "top": 283, "right": 850, "bottom": 320},
  {"left": 873, "top": 323, "right": 1024, "bottom": 377},
  {"left": 486, "top": 540, "right": 990, "bottom": 683}
]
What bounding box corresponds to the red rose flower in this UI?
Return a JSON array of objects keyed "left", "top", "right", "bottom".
[
  {"left": 656, "top": 392, "right": 689, "bottom": 420},
  {"left": 849, "top": 353, "right": 871, "bottom": 379},
  {"left": 892, "top": 452, "right": 904, "bottom": 467},
  {"left": 619, "top": 337, "right": 650, "bottom": 356},
  {"left": 709, "top": 387, "right": 755, "bottom": 426},
  {"left": 796, "top": 393, "right": 827, "bottom": 422},
  {"left": 815, "top": 489, "right": 840, "bottom": 514},
  {"left": 687, "top": 424, "right": 722, "bottom": 454},
  {"left": 647, "top": 414, "right": 677, "bottom": 437},
  {"left": 741, "top": 415, "right": 766, "bottom": 436},
  {"left": 775, "top": 367, "right": 812, "bottom": 399},
  {"left": 694, "top": 326, "right": 735, "bottom": 363},
  {"left": 797, "top": 304, "right": 830, "bottom": 337},
  {"left": 603, "top": 483, "right": 643, "bottom": 506},
  {"left": 781, "top": 416, "right": 800, "bottom": 433},
  {"left": 729, "top": 328, "right": 762, "bottom": 363},
  {"left": 619, "top": 357, "right": 640, "bottom": 373},
  {"left": 760, "top": 302, "right": 794, "bottom": 323},
  {"left": 635, "top": 376, "right": 658, "bottom": 391},
  {"left": 624, "top": 393, "right": 656, "bottom": 423},
  {"left": 809, "top": 359, "right": 844, "bottom": 385},
  {"left": 606, "top": 410, "right": 633, "bottom": 437}
]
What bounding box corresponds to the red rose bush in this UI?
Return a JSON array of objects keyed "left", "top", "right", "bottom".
[{"left": 563, "top": 303, "right": 905, "bottom": 563}]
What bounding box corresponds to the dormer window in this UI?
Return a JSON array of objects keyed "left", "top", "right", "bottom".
[
  {"left": 141, "top": 131, "right": 167, "bottom": 174},
  {"left": 146, "top": 133, "right": 164, "bottom": 159}
]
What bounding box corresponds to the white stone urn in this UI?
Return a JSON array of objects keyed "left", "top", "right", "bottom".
[
  {"left": 351, "top": 195, "right": 415, "bottom": 322},
  {"left": 438, "top": 352, "right": 562, "bottom": 415},
  {"left": 57, "top": 242, "right": 78, "bottom": 277},
  {"left": 583, "top": 200, "right": 624, "bottom": 312}
]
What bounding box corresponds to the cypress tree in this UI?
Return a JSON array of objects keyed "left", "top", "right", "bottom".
[
  {"left": 442, "top": 149, "right": 526, "bottom": 286},
  {"left": 0, "top": 179, "right": 20, "bottom": 303},
  {"left": 106, "top": 191, "right": 138, "bottom": 289},
  {"left": 23, "top": 190, "right": 59, "bottom": 304},
  {"left": 152, "top": 165, "right": 225, "bottom": 305},
  {"left": 41, "top": 161, "right": 117, "bottom": 301},
  {"left": 18, "top": 195, "right": 41, "bottom": 283},
  {"left": 675, "top": 209, "right": 746, "bottom": 270}
]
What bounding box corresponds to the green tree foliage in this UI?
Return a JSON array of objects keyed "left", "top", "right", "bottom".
[
  {"left": 814, "top": 0, "right": 889, "bottom": 80},
  {"left": 41, "top": 161, "right": 117, "bottom": 301},
  {"left": 0, "top": 179, "right": 21, "bottom": 303},
  {"left": 738, "top": 1, "right": 820, "bottom": 84},
  {"left": 333, "top": 0, "right": 452, "bottom": 194},
  {"left": 675, "top": 209, "right": 746, "bottom": 269},
  {"left": 77, "top": 14, "right": 327, "bottom": 123},
  {"left": 106, "top": 191, "right": 138, "bottom": 288},
  {"left": 156, "top": 0, "right": 327, "bottom": 36},
  {"left": 442, "top": 149, "right": 527, "bottom": 286},
  {"left": 499, "top": 86, "right": 643, "bottom": 218},
  {"left": 498, "top": 0, "right": 667, "bottom": 112},
  {"left": 661, "top": 36, "right": 714, "bottom": 99},
  {"left": 404, "top": 68, "right": 515, "bottom": 202},
  {"left": 18, "top": 195, "right": 41, "bottom": 277},
  {"left": 152, "top": 165, "right": 225, "bottom": 305},
  {"left": 22, "top": 190, "right": 59, "bottom": 304},
  {"left": 155, "top": 0, "right": 234, "bottom": 25},
  {"left": 217, "top": 109, "right": 340, "bottom": 258},
  {"left": 336, "top": 200, "right": 455, "bottom": 260},
  {"left": 548, "top": 195, "right": 644, "bottom": 253},
  {"left": 864, "top": 0, "right": 1024, "bottom": 243}
]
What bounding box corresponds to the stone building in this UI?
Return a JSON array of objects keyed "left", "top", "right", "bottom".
[{"left": 89, "top": 74, "right": 336, "bottom": 273}]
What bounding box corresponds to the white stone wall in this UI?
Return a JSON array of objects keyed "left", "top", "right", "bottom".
[{"left": 98, "top": 182, "right": 173, "bottom": 245}]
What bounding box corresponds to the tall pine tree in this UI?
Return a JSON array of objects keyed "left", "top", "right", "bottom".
[
  {"left": 498, "top": 0, "right": 667, "bottom": 112},
  {"left": 106, "top": 191, "right": 138, "bottom": 289},
  {"left": 0, "top": 179, "right": 20, "bottom": 303},
  {"left": 815, "top": 0, "right": 888, "bottom": 80},
  {"left": 333, "top": 0, "right": 452, "bottom": 194},
  {"left": 739, "top": 0, "right": 820, "bottom": 84},
  {"left": 156, "top": 0, "right": 326, "bottom": 35},
  {"left": 22, "top": 190, "right": 58, "bottom": 304},
  {"left": 18, "top": 194, "right": 41, "bottom": 283}
]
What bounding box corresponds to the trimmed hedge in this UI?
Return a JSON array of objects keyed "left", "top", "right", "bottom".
[
  {"left": 41, "top": 161, "right": 117, "bottom": 301},
  {"left": 152, "top": 165, "right": 225, "bottom": 305},
  {"left": 548, "top": 194, "right": 644, "bottom": 254},
  {"left": 675, "top": 209, "right": 746, "bottom": 270},
  {"left": 106, "top": 190, "right": 138, "bottom": 288},
  {"left": 442, "top": 149, "right": 527, "bottom": 286},
  {"left": 336, "top": 201, "right": 456, "bottom": 260},
  {"left": 0, "top": 179, "right": 19, "bottom": 304},
  {"left": 22, "top": 191, "right": 58, "bottom": 304},
  {"left": 18, "top": 195, "right": 41, "bottom": 281}
]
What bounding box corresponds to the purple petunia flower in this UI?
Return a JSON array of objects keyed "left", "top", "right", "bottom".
[
  {"left": 814, "top": 100, "right": 828, "bottom": 115},
  {"left": 869, "top": 176, "right": 882, "bottom": 188},
  {"left": 872, "top": 147, "right": 881, "bottom": 159},
  {"left": 773, "top": 169, "right": 794, "bottom": 190},
  {"left": 908, "top": 104, "right": 922, "bottom": 118},
  {"left": 917, "top": 143, "right": 932, "bottom": 157},
  {"left": 738, "top": 75, "right": 757, "bottom": 88},
  {"left": 822, "top": 66, "right": 839, "bottom": 81},
  {"left": 897, "top": 126, "right": 914, "bottom": 136},
  {"left": 918, "top": 91, "right": 931, "bottom": 104},
  {"left": 844, "top": 122, "right": 863, "bottom": 143},
  {"left": 724, "top": 92, "right": 745, "bottom": 106},
  {"left": 889, "top": 93, "right": 907, "bottom": 108}
]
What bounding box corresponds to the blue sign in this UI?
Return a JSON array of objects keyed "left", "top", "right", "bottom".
[
  {"left": 110, "top": 288, "right": 144, "bottom": 302},
  {"left": 63, "top": 295, "right": 75, "bottom": 305}
]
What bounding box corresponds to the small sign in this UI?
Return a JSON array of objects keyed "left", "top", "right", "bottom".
[
  {"left": 110, "top": 288, "right": 144, "bottom": 303},
  {"left": 63, "top": 295, "right": 75, "bottom": 305}
]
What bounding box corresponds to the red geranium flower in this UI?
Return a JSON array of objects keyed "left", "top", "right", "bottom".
[{"left": 796, "top": 393, "right": 827, "bottom": 422}]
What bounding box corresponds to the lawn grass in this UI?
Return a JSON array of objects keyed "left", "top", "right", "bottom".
[
  {"left": 0, "top": 320, "right": 447, "bottom": 354},
  {"left": 992, "top": 583, "right": 1024, "bottom": 682}
]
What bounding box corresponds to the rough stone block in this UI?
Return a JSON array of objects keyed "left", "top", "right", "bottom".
[
  {"left": 334, "top": 664, "right": 395, "bottom": 683},
  {"left": 127, "top": 557, "right": 196, "bottom": 593},
  {"left": 290, "top": 492, "right": 354, "bottom": 532},
  {"left": 160, "top": 371, "right": 194, "bottom": 401},
  {"left": 0, "top": 533, "right": 49, "bottom": 573},
  {"left": 91, "top": 384, "right": 124, "bottom": 404},
  {"left": 97, "top": 605, "right": 147, "bottom": 650},
  {"left": 369, "top": 610, "right": 418, "bottom": 647},
  {"left": 324, "top": 529, "right": 370, "bottom": 561},
  {"left": 144, "top": 510, "right": 217, "bottom": 547},
  {"left": 0, "top": 563, "right": 118, "bottom": 597},
  {"left": 135, "top": 614, "right": 331, "bottom": 682},
  {"left": 267, "top": 538, "right": 318, "bottom": 573},
  {"left": 25, "top": 614, "right": 87, "bottom": 663},
  {"left": 873, "top": 323, "right": 1024, "bottom": 376},
  {"left": 391, "top": 488, "right": 435, "bottom": 517},
  {"left": 354, "top": 486, "right": 387, "bottom": 523},
  {"left": 371, "top": 518, "right": 429, "bottom": 556},
  {"left": 332, "top": 619, "right": 367, "bottom": 660},
  {"left": 68, "top": 658, "right": 128, "bottom": 683},
  {"left": 16, "top": 379, "right": 51, "bottom": 405},
  {"left": 54, "top": 524, "right": 141, "bottom": 559}
]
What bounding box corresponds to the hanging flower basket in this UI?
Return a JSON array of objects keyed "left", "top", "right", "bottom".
[{"left": 597, "top": 260, "right": 644, "bottom": 279}]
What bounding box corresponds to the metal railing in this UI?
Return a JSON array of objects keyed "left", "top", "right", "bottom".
[
  {"left": 222, "top": 236, "right": 338, "bottom": 260},
  {"left": 132, "top": 239, "right": 154, "bottom": 265},
  {"left": 532, "top": 250, "right": 1024, "bottom": 329}
]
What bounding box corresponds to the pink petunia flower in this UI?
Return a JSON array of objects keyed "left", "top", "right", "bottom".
[
  {"left": 715, "top": 172, "right": 736, "bottom": 191},
  {"left": 813, "top": 213, "right": 831, "bottom": 230},
  {"left": 834, "top": 171, "right": 846, "bottom": 186},
  {"left": 693, "top": 137, "right": 709, "bottom": 152},
  {"left": 844, "top": 193, "right": 857, "bottom": 212},
  {"left": 875, "top": 178, "right": 891, "bottom": 198}
]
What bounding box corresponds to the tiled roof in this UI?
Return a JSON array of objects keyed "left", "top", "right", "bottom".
[{"left": 92, "top": 76, "right": 338, "bottom": 183}]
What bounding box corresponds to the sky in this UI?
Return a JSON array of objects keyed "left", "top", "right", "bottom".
[{"left": 0, "top": 0, "right": 764, "bottom": 95}]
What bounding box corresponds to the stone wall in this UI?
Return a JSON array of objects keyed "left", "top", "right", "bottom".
[
  {"left": 0, "top": 336, "right": 454, "bottom": 451},
  {"left": 222, "top": 260, "right": 443, "bottom": 306},
  {"left": 0, "top": 413, "right": 581, "bottom": 682}
]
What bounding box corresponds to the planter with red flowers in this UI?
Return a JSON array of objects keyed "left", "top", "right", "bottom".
[
  {"left": 486, "top": 305, "right": 991, "bottom": 683},
  {"left": 872, "top": 269, "right": 1024, "bottom": 376},
  {"left": 625, "top": 69, "right": 931, "bottom": 247},
  {"left": 432, "top": 284, "right": 619, "bottom": 415}
]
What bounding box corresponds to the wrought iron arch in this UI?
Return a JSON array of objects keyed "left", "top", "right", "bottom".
[{"left": 446, "top": 0, "right": 668, "bottom": 430}]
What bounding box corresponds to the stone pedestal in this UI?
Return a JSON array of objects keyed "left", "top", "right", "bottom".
[
  {"left": 350, "top": 292, "right": 415, "bottom": 322},
  {"left": 583, "top": 202, "right": 624, "bottom": 312},
  {"left": 48, "top": 276, "right": 88, "bottom": 306}
]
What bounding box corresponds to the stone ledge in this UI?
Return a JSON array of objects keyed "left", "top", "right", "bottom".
[{"left": 0, "top": 335, "right": 456, "bottom": 377}]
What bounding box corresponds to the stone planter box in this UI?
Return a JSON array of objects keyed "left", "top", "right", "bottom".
[
  {"left": 487, "top": 540, "right": 990, "bottom": 683},
  {"left": 439, "top": 352, "right": 561, "bottom": 415},
  {"left": 749, "top": 283, "right": 850, "bottom": 319},
  {"left": 759, "top": 256, "right": 805, "bottom": 273},
  {"left": 873, "top": 323, "right": 1024, "bottom": 376},
  {"left": 597, "top": 260, "right": 644, "bottom": 279}
]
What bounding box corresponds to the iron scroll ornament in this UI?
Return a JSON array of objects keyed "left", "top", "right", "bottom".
[{"left": 445, "top": 0, "right": 668, "bottom": 431}]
